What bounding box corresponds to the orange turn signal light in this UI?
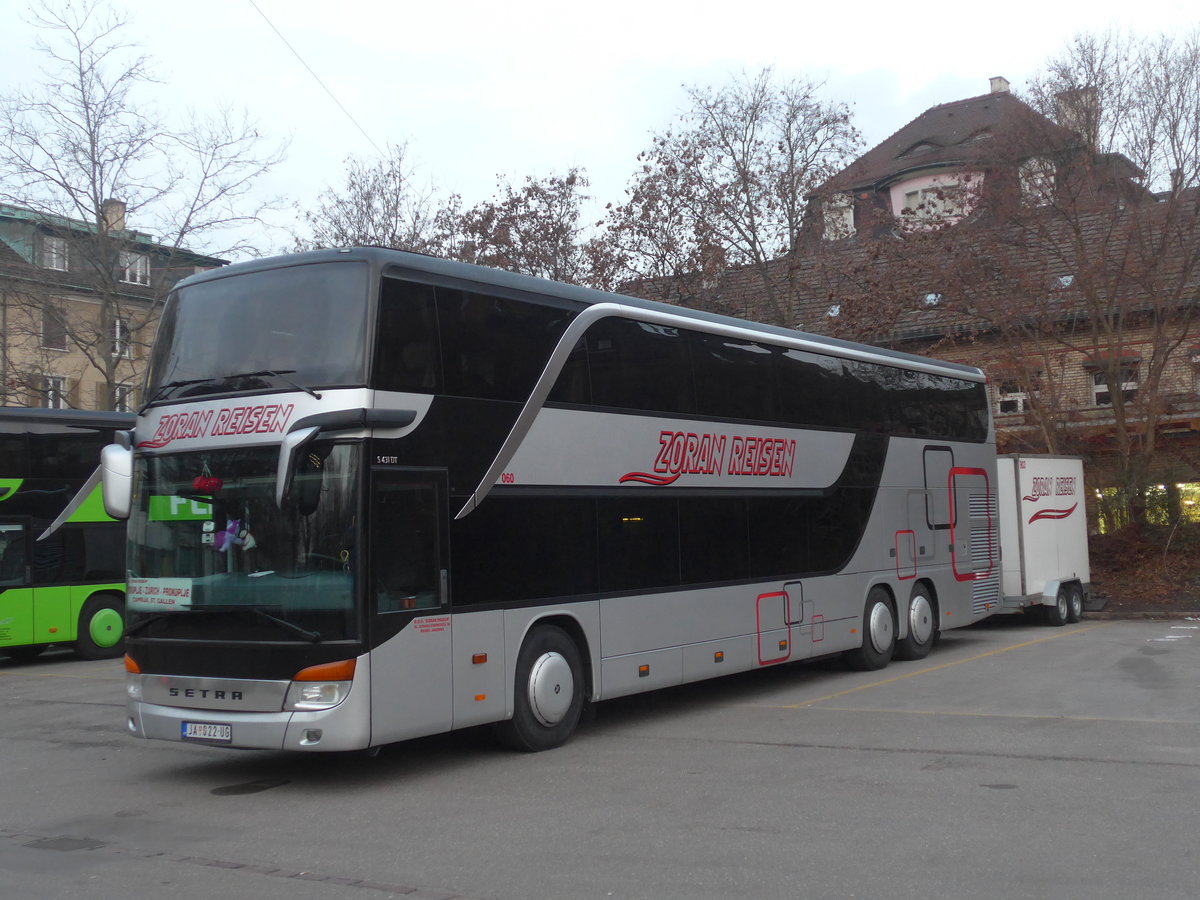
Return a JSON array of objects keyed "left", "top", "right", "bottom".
[
  {"left": 472, "top": 653, "right": 488, "bottom": 665},
  {"left": 293, "top": 658, "right": 357, "bottom": 682},
  {"left": 124, "top": 654, "right": 141, "bottom": 674}
]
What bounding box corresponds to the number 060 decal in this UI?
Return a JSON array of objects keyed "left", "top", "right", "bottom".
[{"left": 500, "top": 472, "right": 516, "bottom": 484}]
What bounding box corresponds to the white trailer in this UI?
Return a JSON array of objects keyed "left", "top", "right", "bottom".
[{"left": 996, "top": 454, "right": 1092, "bottom": 625}]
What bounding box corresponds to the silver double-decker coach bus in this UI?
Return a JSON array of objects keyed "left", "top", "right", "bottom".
[{"left": 103, "top": 247, "right": 998, "bottom": 753}]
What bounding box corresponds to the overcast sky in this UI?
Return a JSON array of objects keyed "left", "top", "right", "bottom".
[{"left": 2, "top": 0, "right": 1198, "bottom": 256}]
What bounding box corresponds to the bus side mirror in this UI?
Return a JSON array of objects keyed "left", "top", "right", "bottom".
[
  {"left": 101, "top": 443, "right": 133, "bottom": 519},
  {"left": 276, "top": 426, "right": 320, "bottom": 509}
]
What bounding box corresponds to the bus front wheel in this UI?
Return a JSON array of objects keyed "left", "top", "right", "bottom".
[
  {"left": 75, "top": 593, "right": 126, "bottom": 660},
  {"left": 497, "top": 625, "right": 584, "bottom": 752},
  {"left": 843, "top": 587, "right": 896, "bottom": 671}
]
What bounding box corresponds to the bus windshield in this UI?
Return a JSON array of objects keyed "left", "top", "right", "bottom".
[
  {"left": 145, "top": 260, "right": 370, "bottom": 401},
  {"left": 126, "top": 443, "right": 360, "bottom": 643}
]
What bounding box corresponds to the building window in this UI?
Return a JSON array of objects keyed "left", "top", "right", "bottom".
[
  {"left": 904, "top": 184, "right": 967, "bottom": 219},
  {"left": 822, "top": 193, "right": 855, "bottom": 240},
  {"left": 1092, "top": 364, "right": 1138, "bottom": 406},
  {"left": 996, "top": 379, "right": 1033, "bottom": 414},
  {"left": 120, "top": 251, "right": 150, "bottom": 285},
  {"left": 1020, "top": 157, "right": 1056, "bottom": 206},
  {"left": 114, "top": 384, "right": 134, "bottom": 412},
  {"left": 41, "top": 306, "right": 68, "bottom": 351},
  {"left": 42, "top": 235, "right": 68, "bottom": 271},
  {"left": 110, "top": 316, "right": 131, "bottom": 358},
  {"left": 44, "top": 376, "right": 68, "bottom": 409}
]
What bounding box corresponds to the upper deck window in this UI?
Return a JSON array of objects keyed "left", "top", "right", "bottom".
[{"left": 146, "top": 261, "right": 369, "bottom": 400}]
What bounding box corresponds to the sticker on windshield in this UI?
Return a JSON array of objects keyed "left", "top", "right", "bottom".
[{"left": 128, "top": 577, "right": 195, "bottom": 611}]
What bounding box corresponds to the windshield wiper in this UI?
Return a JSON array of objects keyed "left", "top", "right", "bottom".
[
  {"left": 125, "top": 606, "right": 322, "bottom": 643},
  {"left": 139, "top": 371, "right": 321, "bottom": 414},
  {"left": 227, "top": 370, "right": 322, "bottom": 400},
  {"left": 138, "top": 377, "right": 218, "bottom": 413}
]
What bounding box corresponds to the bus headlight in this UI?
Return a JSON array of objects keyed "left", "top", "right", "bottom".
[
  {"left": 285, "top": 681, "right": 352, "bottom": 710},
  {"left": 284, "top": 658, "right": 357, "bottom": 711},
  {"left": 126, "top": 675, "right": 143, "bottom": 702}
]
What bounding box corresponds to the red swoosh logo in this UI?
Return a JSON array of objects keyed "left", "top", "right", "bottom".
[
  {"left": 1029, "top": 503, "right": 1077, "bottom": 523},
  {"left": 619, "top": 472, "right": 681, "bottom": 486}
]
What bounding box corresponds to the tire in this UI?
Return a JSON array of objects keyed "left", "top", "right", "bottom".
[
  {"left": 894, "top": 584, "right": 938, "bottom": 661},
  {"left": 497, "top": 624, "right": 584, "bottom": 752},
  {"left": 1066, "top": 584, "right": 1084, "bottom": 623},
  {"left": 843, "top": 587, "right": 896, "bottom": 671},
  {"left": 1045, "top": 587, "right": 1070, "bottom": 627},
  {"left": 2, "top": 644, "right": 48, "bottom": 662},
  {"left": 75, "top": 593, "right": 126, "bottom": 660}
]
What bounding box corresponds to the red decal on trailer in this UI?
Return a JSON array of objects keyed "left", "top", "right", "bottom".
[{"left": 1029, "top": 503, "right": 1077, "bottom": 523}]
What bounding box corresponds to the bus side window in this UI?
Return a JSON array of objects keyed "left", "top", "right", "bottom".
[
  {"left": 375, "top": 279, "right": 443, "bottom": 393},
  {"left": 0, "top": 523, "right": 28, "bottom": 586}
]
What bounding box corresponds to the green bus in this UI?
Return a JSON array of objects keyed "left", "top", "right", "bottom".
[{"left": 0, "top": 408, "right": 133, "bottom": 661}]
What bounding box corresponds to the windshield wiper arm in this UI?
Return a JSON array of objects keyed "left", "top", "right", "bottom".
[
  {"left": 126, "top": 606, "right": 322, "bottom": 643},
  {"left": 251, "top": 607, "right": 322, "bottom": 642},
  {"left": 227, "top": 370, "right": 322, "bottom": 400},
  {"left": 138, "top": 377, "right": 219, "bottom": 413}
]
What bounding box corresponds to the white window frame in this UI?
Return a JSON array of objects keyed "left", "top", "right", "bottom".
[
  {"left": 42, "top": 235, "right": 68, "bottom": 271},
  {"left": 822, "top": 194, "right": 855, "bottom": 240},
  {"left": 996, "top": 379, "right": 1032, "bottom": 415},
  {"left": 1092, "top": 364, "right": 1138, "bottom": 406},
  {"left": 120, "top": 251, "right": 151, "bottom": 286},
  {"left": 1020, "top": 157, "right": 1056, "bottom": 206},
  {"left": 111, "top": 316, "right": 132, "bottom": 359},
  {"left": 114, "top": 384, "right": 134, "bottom": 413},
  {"left": 44, "top": 375, "right": 68, "bottom": 410}
]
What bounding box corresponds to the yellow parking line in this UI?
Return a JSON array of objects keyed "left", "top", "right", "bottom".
[{"left": 770, "top": 622, "right": 1111, "bottom": 709}]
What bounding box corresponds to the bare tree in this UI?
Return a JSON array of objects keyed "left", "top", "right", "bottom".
[
  {"left": 296, "top": 142, "right": 443, "bottom": 253},
  {"left": 447, "top": 169, "right": 618, "bottom": 289},
  {"left": 612, "top": 68, "right": 861, "bottom": 324},
  {"left": 0, "top": 0, "right": 284, "bottom": 409}
]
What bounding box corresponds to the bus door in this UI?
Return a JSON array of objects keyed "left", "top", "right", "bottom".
[
  {"left": 367, "top": 468, "right": 452, "bottom": 744},
  {"left": 0, "top": 519, "right": 34, "bottom": 648}
]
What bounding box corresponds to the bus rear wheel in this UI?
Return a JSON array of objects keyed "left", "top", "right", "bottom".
[
  {"left": 894, "top": 584, "right": 937, "bottom": 661},
  {"left": 75, "top": 593, "right": 126, "bottom": 660},
  {"left": 497, "top": 624, "right": 584, "bottom": 752},
  {"left": 843, "top": 587, "right": 896, "bottom": 671}
]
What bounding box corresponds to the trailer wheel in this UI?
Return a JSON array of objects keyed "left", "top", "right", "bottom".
[
  {"left": 1066, "top": 584, "right": 1084, "bottom": 623},
  {"left": 894, "top": 584, "right": 937, "bottom": 661},
  {"left": 497, "top": 624, "right": 584, "bottom": 752},
  {"left": 1045, "top": 588, "right": 1070, "bottom": 627},
  {"left": 843, "top": 587, "right": 896, "bottom": 671},
  {"left": 75, "top": 593, "right": 126, "bottom": 660}
]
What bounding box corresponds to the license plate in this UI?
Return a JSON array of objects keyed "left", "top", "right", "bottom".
[{"left": 181, "top": 721, "right": 232, "bottom": 743}]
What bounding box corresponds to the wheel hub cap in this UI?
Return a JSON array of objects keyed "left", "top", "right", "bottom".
[
  {"left": 527, "top": 651, "right": 573, "bottom": 727},
  {"left": 909, "top": 594, "right": 933, "bottom": 644},
  {"left": 89, "top": 608, "right": 123, "bottom": 648},
  {"left": 868, "top": 601, "right": 893, "bottom": 654}
]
